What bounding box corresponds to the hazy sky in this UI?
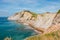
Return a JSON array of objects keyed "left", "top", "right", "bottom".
[{"left": 0, "top": 0, "right": 60, "bottom": 17}]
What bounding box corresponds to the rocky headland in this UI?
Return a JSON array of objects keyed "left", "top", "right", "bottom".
[{"left": 8, "top": 10, "right": 60, "bottom": 40}]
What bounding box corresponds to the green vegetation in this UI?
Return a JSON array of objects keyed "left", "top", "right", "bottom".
[
  {"left": 31, "top": 12, "right": 37, "bottom": 18},
  {"left": 57, "top": 9, "right": 60, "bottom": 14},
  {"left": 23, "top": 10, "right": 38, "bottom": 18},
  {"left": 25, "top": 30, "right": 60, "bottom": 40}
]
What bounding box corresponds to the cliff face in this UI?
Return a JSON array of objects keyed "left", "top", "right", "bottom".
[
  {"left": 8, "top": 10, "right": 60, "bottom": 40},
  {"left": 33, "top": 13, "right": 56, "bottom": 29},
  {"left": 8, "top": 10, "right": 60, "bottom": 33},
  {"left": 52, "top": 14, "right": 60, "bottom": 25},
  {"left": 8, "top": 13, "right": 21, "bottom": 20},
  {"left": 24, "top": 11, "right": 60, "bottom": 40},
  {"left": 8, "top": 10, "right": 33, "bottom": 21}
]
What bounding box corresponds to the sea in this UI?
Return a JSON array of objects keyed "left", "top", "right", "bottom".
[{"left": 0, "top": 17, "right": 36, "bottom": 40}]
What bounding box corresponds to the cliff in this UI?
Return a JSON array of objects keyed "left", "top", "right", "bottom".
[
  {"left": 8, "top": 10, "right": 60, "bottom": 40},
  {"left": 8, "top": 10, "right": 57, "bottom": 33}
]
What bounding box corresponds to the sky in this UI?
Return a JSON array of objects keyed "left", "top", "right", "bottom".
[{"left": 0, "top": 0, "right": 60, "bottom": 17}]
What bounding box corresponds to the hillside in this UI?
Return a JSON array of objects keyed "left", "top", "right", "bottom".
[
  {"left": 25, "top": 24, "right": 60, "bottom": 40},
  {"left": 25, "top": 30, "right": 60, "bottom": 40}
]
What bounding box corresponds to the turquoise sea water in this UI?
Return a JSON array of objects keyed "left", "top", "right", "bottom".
[{"left": 0, "top": 17, "right": 36, "bottom": 40}]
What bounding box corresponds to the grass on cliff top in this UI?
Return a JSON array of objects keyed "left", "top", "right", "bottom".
[
  {"left": 23, "top": 10, "right": 38, "bottom": 18},
  {"left": 25, "top": 30, "right": 60, "bottom": 40},
  {"left": 31, "top": 12, "right": 38, "bottom": 18}
]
